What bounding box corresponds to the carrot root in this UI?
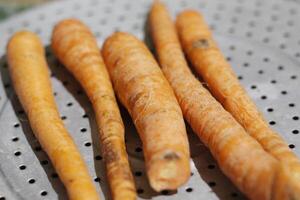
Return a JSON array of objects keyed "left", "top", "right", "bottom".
[
  {"left": 176, "top": 10, "right": 300, "bottom": 198},
  {"left": 102, "top": 32, "right": 191, "bottom": 192},
  {"left": 7, "top": 31, "right": 99, "bottom": 200},
  {"left": 149, "top": 2, "right": 300, "bottom": 199},
  {"left": 51, "top": 19, "right": 136, "bottom": 200}
]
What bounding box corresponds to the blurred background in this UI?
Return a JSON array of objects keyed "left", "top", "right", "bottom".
[{"left": 0, "top": 0, "right": 51, "bottom": 21}]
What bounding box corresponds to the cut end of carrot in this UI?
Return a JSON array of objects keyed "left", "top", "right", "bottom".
[{"left": 147, "top": 152, "right": 190, "bottom": 191}]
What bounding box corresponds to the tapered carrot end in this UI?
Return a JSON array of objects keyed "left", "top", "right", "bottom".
[
  {"left": 7, "top": 31, "right": 41, "bottom": 51},
  {"left": 7, "top": 31, "right": 45, "bottom": 69},
  {"left": 52, "top": 18, "right": 91, "bottom": 41},
  {"left": 151, "top": 0, "right": 167, "bottom": 13},
  {"left": 176, "top": 10, "right": 205, "bottom": 29},
  {"left": 52, "top": 19, "right": 83, "bottom": 44},
  {"left": 147, "top": 152, "right": 190, "bottom": 191},
  {"left": 152, "top": 0, "right": 164, "bottom": 6},
  {"left": 53, "top": 18, "right": 84, "bottom": 29},
  {"left": 177, "top": 10, "right": 204, "bottom": 19},
  {"left": 9, "top": 30, "right": 37, "bottom": 40},
  {"left": 51, "top": 18, "right": 96, "bottom": 62}
]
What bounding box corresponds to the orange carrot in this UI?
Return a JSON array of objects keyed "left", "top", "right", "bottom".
[
  {"left": 51, "top": 19, "right": 136, "bottom": 200},
  {"left": 7, "top": 31, "right": 99, "bottom": 200},
  {"left": 149, "top": 2, "right": 300, "bottom": 199},
  {"left": 102, "top": 32, "right": 190, "bottom": 192},
  {"left": 176, "top": 10, "right": 300, "bottom": 192}
]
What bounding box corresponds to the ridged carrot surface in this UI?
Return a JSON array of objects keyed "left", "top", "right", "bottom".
[
  {"left": 102, "top": 32, "right": 190, "bottom": 192},
  {"left": 51, "top": 19, "right": 136, "bottom": 200},
  {"left": 7, "top": 31, "right": 99, "bottom": 200},
  {"left": 176, "top": 10, "right": 300, "bottom": 193},
  {"left": 149, "top": 2, "right": 300, "bottom": 199}
]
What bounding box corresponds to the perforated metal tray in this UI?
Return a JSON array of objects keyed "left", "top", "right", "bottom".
[{"left": 0, "top": 0, "right": 300, "bottom": 199}]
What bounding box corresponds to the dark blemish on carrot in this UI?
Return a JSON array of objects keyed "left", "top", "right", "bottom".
[
  {"left": 103, "top": 142, "right": 120, "bottom": 164},
  {"left": 164, "top": 152, "right": 180, "bottom": 160},
  {"left": 104, "top": 148, "right": 134, "bottom": 181},
  {"left": 104, "top": 150, "right": 119, "bottom": 164},
  {"left": 100, "top": 94, "right": 112, "bottom": 100},
  {"left": 193, "top": 39, "right": 210, "bottom": 49},
  {"left": 68, "top": 178, "right": 74, "bottom": 183}
]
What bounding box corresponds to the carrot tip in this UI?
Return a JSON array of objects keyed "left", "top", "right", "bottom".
[{"left": 148, "top": 155, "right": 190, "bottom": 191}]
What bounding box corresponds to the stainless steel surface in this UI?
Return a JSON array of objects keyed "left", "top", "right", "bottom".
[{"left": 0, "top": 0, "right": 299, "bottom": 199}]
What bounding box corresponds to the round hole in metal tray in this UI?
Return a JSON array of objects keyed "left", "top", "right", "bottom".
[
  {"left": 207, "top": 164, "right": 216, "bottom": 169},
  {"left": 137, "top": 188, "right": 144, "bottom": 194},
  {"left": 14, "top": 151, "right": 21, "bottom": 156},
  {"left": 94, "top": 177, "right": 101, "bottom": 182},
  {"left": 134, "top": 171, "right": 142, "bottom": 177},
  {"left": 289, "top": 144, "right": 296, "bottom": 149},
  {"left": 28, "top": 179, "right": 35, "bottom": 184},
  {"left": 60, "top": 116, "right": 67, "bottom": 120},
  {"left": 34, "top": 146, "right": 42, "bottom": 152},
  {"left": 11, "top": 137, "right": 19, "bottom": 142},
  {"left": 80, "top": 128, "right": 87, "bottom": 133},
  {"left": 40, "top": 160, "right": 49, "bottom": 165},
  {"left": 51, "top": 173, "right": 58, "bottom": 179},
  {"left": 40, "top": 191, "right": 48, "bottom": 196},
  {"left": 19, "top": 165, "right": 26, "bottom": 170},
  {"left": 95, "top": 155, "right": 102, "bottom": 160},
  {"left": 84, "top": 142, "right": 92, "bottom": 147}
]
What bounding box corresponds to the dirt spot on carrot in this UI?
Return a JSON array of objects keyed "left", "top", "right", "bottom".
[
  {"left": 193, "top": 39, "right": 210, "bottom": 49},
  {"left": 163, "top": 152, "right": 180, "bottom": 161},
  {"left": 103, "top": 147, "right": 119, "bottom": 164},
  {"left": 68, "top": 178, "right": 74, "bottom": 183}
]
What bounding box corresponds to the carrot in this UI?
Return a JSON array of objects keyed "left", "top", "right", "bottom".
[
  {"left": 51, "top": 19, "right": 136, "bottom": 200},
  {"left": 102, "top": 32, "right": 191, "bottom": 192},
  {"left": 7, "top": 31, "right": 99, "bottom": 200},
  {"left": 149, "top": 2, "right": 300, "bottom": 199},
  {"left": 175, "top": 10, "right": 300, "bottom": 192}
]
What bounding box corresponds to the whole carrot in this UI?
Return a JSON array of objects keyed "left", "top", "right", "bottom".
[
  {"left": 7, "top": 31, "right": 99, "bottom": 200},
  {"left": 102, "top": 32, "right": 191, "bottom": 192},
  {"left": 149, "top": 2, "right": 300, "bottom": 199},
  {"left": 51, "top": 19, "right": 136, "bottom": 200},
  {"left": 176, "top": 10, "right": 300, "bottom": 192}
]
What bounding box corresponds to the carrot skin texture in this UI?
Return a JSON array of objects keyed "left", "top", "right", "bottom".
[
  {"left": 176, "top": 10, "right": 300, "bottom": 194},
  {"left": 51, "top": 19, "right": 136, "bottom": 200},
  {"left": 149, "top": 2, "right": 300, "bottom": 200},
  {"left": 7, "top": 31, "right": 99, "bottom": 200},
  {"left": 102, "top": 32, "right": 191, "bottom": 192}
]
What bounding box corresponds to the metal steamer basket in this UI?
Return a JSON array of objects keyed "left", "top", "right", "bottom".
[{"left": 0, "top": 0, "right": 299, "bottom": 199}]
